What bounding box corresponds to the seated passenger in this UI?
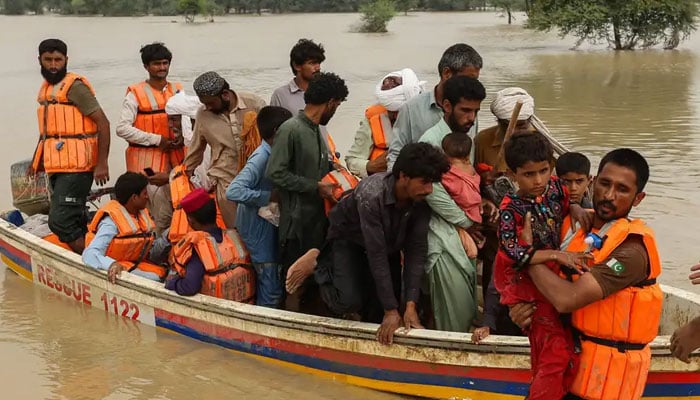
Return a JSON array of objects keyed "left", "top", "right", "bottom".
[
  {"left": 167, "top": 188, "right": 255, "bottom": 302},
  {"left": 226, "top": 106, "right": 293, "bottom": 309},
  {"left": 83, "top": 172, "right": 167, "bottom": 283},
  {"left": 285, "top": 142, "right": 450, "bottom": 345},
  {"left": 555, "top": 152, "right": 593, "bottom": 208},
  {"left": 345, "top": 68, "right": 425, "bottom": 178}
]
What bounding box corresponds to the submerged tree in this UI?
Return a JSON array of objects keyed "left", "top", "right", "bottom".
[
  {"left": 358, "top": 0, "right": 395, "bottom": 32},
  {"left": 528, "top": 0, "right": 698, "bottom": 50},
  {"left": 492, "top": 0, "right": 525, "bottom": 25}
]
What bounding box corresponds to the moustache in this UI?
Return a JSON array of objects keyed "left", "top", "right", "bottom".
[{"left": 597, "top": 200, "right": 616, "bottom": 212}]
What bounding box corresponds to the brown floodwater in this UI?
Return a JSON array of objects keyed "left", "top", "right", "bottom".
[{"left": 0, "top": 11, "right": 699, "bottom": 399}]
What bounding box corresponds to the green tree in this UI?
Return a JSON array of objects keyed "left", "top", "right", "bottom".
[
  {"left": 528, "top": 0, "right": 698, "bottom": 50},
  {"left": 358, "top": 0, "right": 395, "bottom": 32},
  {"left": 491, "top": 0, "right": 524, "bottom": 24},
  {"left": 178, "top": 0, "right": 206, "bottom": 21},
  {"left": 395, "top": 0, "right": 414, "bottom": 15},
  {"left": 2, "top": 0, "right": 26, "bottom": 14}
]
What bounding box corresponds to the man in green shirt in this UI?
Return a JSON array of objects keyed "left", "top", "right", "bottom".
[{"left": 266, "top": 72, "right": 349, "bottom": 311}]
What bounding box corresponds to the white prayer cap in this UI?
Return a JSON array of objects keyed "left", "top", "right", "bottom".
[
  {"left": 374, "top": 68, "right": 426, "bottom": 112},
  {"left": 490, "top": 87, "right": 535, "bottom": 121}
]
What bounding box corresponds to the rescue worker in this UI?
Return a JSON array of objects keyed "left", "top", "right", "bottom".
[
  {"left": 185, "top": 71, "right": 266, "bottom": 229},
  {"left": 345, "top": 68, "right": 425, "bottom": 178},
  {"left": 116, "top": 43, "right": 183, "bottom": 229},
  {"left": 30, "top": 38, "right": 111, "bottom": 254},
  {"left": 167, "top": 188, "right": 254, "bottom": 303},
  {"left": 509, "top": 148, "right": 663, "bottom": 400},
  {"left": 270, "top": 38, "right": 340, "bottom": 163},
  {"left": 82, "top": 172, "right": 166, "bottom": 283}
]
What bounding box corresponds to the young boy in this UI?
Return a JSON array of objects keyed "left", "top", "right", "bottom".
[
  {"left": 493, "top": 132, "right": 590, "bottom": 400},
  {"left": 556, "top": 152, "right": 593, "bottom": 208},
  {"left": 440, "top": 133, "right": 482, "bottom": 257},
  {"left": 226, "top": 106, "right": 293, "bottom": 308}
]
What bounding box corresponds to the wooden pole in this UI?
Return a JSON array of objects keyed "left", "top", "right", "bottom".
[{"left": 495, "top": 100, "right": 523, "bottom": 172}]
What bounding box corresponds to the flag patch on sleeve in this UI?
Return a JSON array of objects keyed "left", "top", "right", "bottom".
[{"left": 606, "top": 257, "right": 625, "bottom": 275}]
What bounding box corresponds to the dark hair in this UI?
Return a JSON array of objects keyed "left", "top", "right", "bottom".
[
  {"left": 441, "top": 133, "right": 472, "bottom": 159},
  {"left": 443, "top": 75, "right": 486, "bottom": 106},
  {"left": 392, "top": 142, "right": 450, "bottom": 182},
  {"left": 289, "top": 39, "right": 325, "bottom": 75},
  {"left": 257, "top": 106, "right": 293, "bottom": 141},
  {"left": 304, "top": 72, "right": 348, "bottom": 105},
  {"left": 556, "top": 152, "right": 591, "bottom": 177},
  {"left": 504, "top": 132, "right": 552, "bottom": 172},
  {"left": 114, "top": 172, "right": 148, "bottom": 205},
  {"left": 437, "top": 43, "right": 482, "bottom": 77},
  {"left": 140, "top": 42, "right": 172, "bottom": 65},
  {"left": 38, "top": 39, "right": 67, "bottom": 56},
  {"left": 187, "top": 199, "right": 217, "bottom": 225},
  {"left": 597, "top": 148, "right": 649, "bottom": 193}
]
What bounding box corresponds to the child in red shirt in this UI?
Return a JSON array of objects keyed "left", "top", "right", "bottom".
[{"left": 494, "top": 132, "right": 589, "bottom": 400}]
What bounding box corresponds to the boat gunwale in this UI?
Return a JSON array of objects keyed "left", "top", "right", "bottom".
[{"left": 0, "top": 218, "right": 697, "bottom": 357}]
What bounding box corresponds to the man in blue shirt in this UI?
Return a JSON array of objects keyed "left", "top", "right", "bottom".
[{"left": 226, "top": 106, "right": 293, "bottom": 308}]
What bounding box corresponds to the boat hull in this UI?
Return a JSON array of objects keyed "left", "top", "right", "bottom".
[{"left": 0, "top": 220, "right": 697, "bottom": 399}]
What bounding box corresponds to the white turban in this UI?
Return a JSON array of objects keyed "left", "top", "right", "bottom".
[
  {"left": 374, "top": 68, "right": 426, "bottom": 112},
  {"left": 490, "top": 87, "right": 535, "bottom": 121},
  {"left": 165, "top": 92, "right": 203, "bottom": 145}
]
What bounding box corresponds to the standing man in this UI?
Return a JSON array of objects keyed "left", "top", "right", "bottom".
[
  {"left": 345, "top": 68, "right": 425, "bottom": 178},
  {"left": 510, "top": 149, "right": 662, "bottom": 400},
  {"left": 116, "top": 43, "right": 183, "bottom": 229},
  {"left": 185, "top": 71, "right": 266, "bottom": 228},
  {"left": 266, "top": 72, "right": 348, "bottom": 311},
  {"left": 386, "top": 43, "right": 482, "bottom": 168},
  {"left": 30, "top": 38, "right": 110, "bottom": 254},
  {"left": 270, "top": 39, "right": 339, "bottom": 161},
  {"left": 117, "top": 42, "right": 184, "bottom": 176},
  {"left": 418, "top": 75, "right": 486, "bottom": 332}
]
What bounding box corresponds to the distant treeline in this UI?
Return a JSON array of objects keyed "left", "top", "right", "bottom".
[{"left": 0, "top": 0, "right": 525, "bottom": 16}]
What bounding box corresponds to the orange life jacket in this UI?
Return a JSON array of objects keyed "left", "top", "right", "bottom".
[
  {"left": 167, "top": 165, "right": 227, "bottom": 244},
  {"left": 32, "top": 72, "right": 99, "bottom": 173},
  {"left": 560, "top": 216, "right": 663, "bottom": 400},
  {"left": 365, "top": 104, "right": 392, "bottom": 161},
  {"left": 321, "top": 169, "right": 359, "bottom": 216},
  {"left": 125, "top": 81, "right": 184, "bottom": 174},
  {"left": 86, "top": 200, "right": 166, "bottom": 279},
  {"left": 238, "top": 111, "right": 261, "bottom": 172},
  {"left": 326, "top": 132, "right": 340, "bottom": 164},
  {"left": 170, "top": 229, "right": 255, "bottom": 302},
  {"left": 168, "top": 165, "right": 195, "bottom": 244}
]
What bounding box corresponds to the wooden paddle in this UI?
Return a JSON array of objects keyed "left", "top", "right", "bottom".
[{"left": 495, "top": 100, "right": 523, "bottom": 172}]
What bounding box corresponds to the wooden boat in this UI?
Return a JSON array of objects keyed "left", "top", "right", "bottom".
[{"left": 0, "top": 218, "right": 698, "bottom": 399}]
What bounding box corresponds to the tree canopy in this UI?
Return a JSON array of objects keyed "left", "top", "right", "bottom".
[{"left": 527, "top": 0, "right": 698, "bottom": 50}]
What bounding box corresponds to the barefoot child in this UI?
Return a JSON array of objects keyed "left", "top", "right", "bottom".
[
  {"left": 493, "top": 132, "right": 591, "bottom": 400},
  {"left": 556, "top": 152, "right": 593, "bottom": 208},
  {"left": 440, "top": 133, "right": 482, "bottom": 257}
]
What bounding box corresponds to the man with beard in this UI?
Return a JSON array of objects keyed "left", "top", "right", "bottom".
[
  {"left": 285, "top": 143, "right": 450, "bottom": 345},
  {"left": 418, "top": 75, "right": 488, "bottom": 332},
  {"left": 386, "top": 43, "right": 482, "bottom": 169},
  {"left": 271, "top": 39, "right": 338, "bottom": 162},
  {"left": 184, "top": 71, "right": 266, "bottom": 228},
  {"left": 266, "top": 72, "right": 348, "bottom": 312},
  {"left": 509, "top": 149, "right": 662, "bottom": 400},
  {"left": 30, "top": 38, "right": 110, "bottom": 254}
]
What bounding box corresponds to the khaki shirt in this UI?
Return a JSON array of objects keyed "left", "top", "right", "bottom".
[
  {"left": 473, "top": 124, "right": 505, "bottom": 170},
  {"left": 184, "top": 91, "right": 266, "bottom": 184}
]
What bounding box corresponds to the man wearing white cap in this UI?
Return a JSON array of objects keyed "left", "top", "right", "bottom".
[{"left": 345, "top": 68, "right": 425, "bottom": 178}]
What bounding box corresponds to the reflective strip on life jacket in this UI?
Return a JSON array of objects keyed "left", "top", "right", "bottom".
[
  {"left": 321, "top": 169, "right": 359, "bottom": 216},
  {"left": 86, "top": 200, "right": 164, "bottom": 278},
  {"left": 561, "top": 215, "right": 663, "bottom": 400},
  {"left": 125, "top": 81, "right": 183, "bottom": 174},
  {"left": 170, "top": 229, "right": 254, "bottom": 302},
  {"left": 365, "top": 104, "right": 392, "bottom": 161},
  {"left": 33, "top": 72, "right": 99, "bottom": 173}
]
